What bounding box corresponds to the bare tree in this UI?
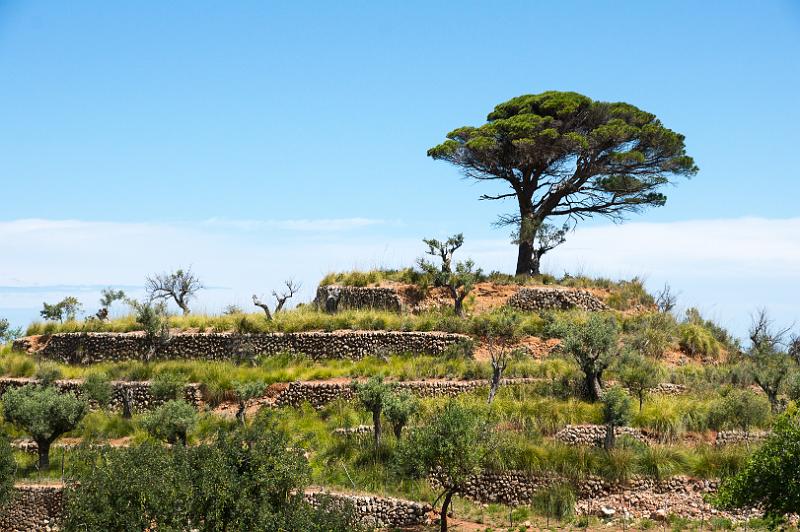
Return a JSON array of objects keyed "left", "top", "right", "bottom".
[
  {"left": 145, "top": 268, "right": 202, "bottom": 315},
  {"left": 655, "top": 283, "right": 678, "bottom": 313},
  {"left": 487, "top": 337, "right": 510, "bottom": 404},
  {"left": 252, "top": 280, "right": 301, "bottom": 320},
  {"left": 252, "top": 295, "right": 273, "bottom": 320},
  {"left": 272, "top": 279, "right": 301, "bottom": 314},
  {"left": 790, "top": 334, "right": 800, "bottom": 365}
]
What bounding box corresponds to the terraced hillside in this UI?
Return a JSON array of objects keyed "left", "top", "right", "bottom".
[{"left": 1, "top": 273, "right": 797, "bottom": 531}]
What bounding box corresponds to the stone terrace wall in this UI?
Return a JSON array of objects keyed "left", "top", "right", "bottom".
[
  {"left": 268, "top": 378, "right": 539, "bottom": 409},
  {"left": 507, "top": 287, "right": 607, "bottom": 312},
  {"left": 715, "top": 430, "right": 770, "bottom": 446},
  {"left": 447, "top": 472, "right": 743, "bottom": 519},
  {"left": 314, "top": 285, "right": 404, "bottom": 312},
  {"left": 14, "top": 331, "right": 470, "bottom": 364},
  {"left": 554, "top": 424, "right": 649, "bottom": 446},
  {"left": 0, "top": 485, "right": 430, "bottom": 531},
  {"left": 0, "top": 485, "right": 63, "bottom": 532},
  {"left": 0, "top": 378, "right": 203, "bottom": 413},
  {"left": 304, "top": 490, "right": 431, "bottom": 528}
]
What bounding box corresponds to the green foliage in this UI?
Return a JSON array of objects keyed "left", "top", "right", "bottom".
[
  {"left": 1, "top": 384, "right": 88, "bottom": 468},
  {"left": 150, "top": 370, "right": 187, "bottom": 401},
  {"left": 81, "top": 372, "right": 114, "bottom": 407},
  {"left": 428, "top": 91, "right": 696, "bottom": 275},
  {"left": 707, "top": 388, "right": 771, "bottom": 432},
  {"left": 320, "top": 268, "right": 428, "bottom": 288},
  {"left": 635, "top": 446, "right": 687, "bottom": 482},
  {"left": 531, "top": 482, "right": 576, "bottom": 521},
  {"left": 40, "top": 296, "right": 83, "bottom": 323},
  {"left": 616, "top": 351, "right": 662, "bottom": 411},
  {"left": 353, "top": 376, "right": 393, "bottom": 446},
  {"left": 129, "top": 298, "right": 171, "bottom": 346},
  {"left": 715, "top": 411, "right": 800, "bottom": 519},
  {"left": 418, "top": 234, "right": 482, "bottom": 317},
  {"left": 601, "top": 386, "right": 632, "bottom": 428},
  {"left": 141, "top": 399, "right": 198, "bottom": 444},
  {"left": 384, "top": 390, "right": 418, "bottom": 439},
  {"left": 605, "top": 278, "right": 656, "bottom": 311},
  {"left": 64, "top": 418, "right": 360, "bottom": 532},
  {"left": 625, "top": 312, "right": 677, "bottom": 358},
  {"left": 99, "top": 288, "right": 127, "bottom": 308},
  {"left": 34, "top": 362, "right": 62, "bottom": 386},
  {"left": 0, "top": 318, "right": 22, "bottom": 344},
  {"left": 557, "top": 313, "right": 619, "bottom": 401},
  {"left": 63, "top": 442, "right": 193, "bottom": 531},
  {"left": 395, "top": 399, "right": 490, "bottom": 491},
  {"left": 786, "top": 372, "right": 800, "bottom": 402},
  {"left": 678, "top": 323, "right": 722, "bottom": 359},
  {"left": 0, "top": 435, "right": 14, "bottom": 509}
]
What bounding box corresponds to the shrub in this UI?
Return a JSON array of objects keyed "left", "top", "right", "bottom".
[
  {"left": 150, "top": 371, "right": 187, "bottom": 401},
  {"left": 707, "top": 389, "right": 771, "bottom": 432},
  {"left": 714, "top": 411, "right": 800, "bottom": 520},
  {"left": 384, "top": 390, "right": 418, "bottom": 439},
  {"left": 531, "top": 482, "right": 576, "bottom": 522},
  {"left": 81, "top": 372, "right": 114, "bottom": 408},
  {"left": 787, "top": 372, "right": 800, "bottom": 403},
  {"left": 0, "top": 435, "right": 13, "bottom": 508},
  {"left": 678, "top": 323, "right": 722, "bottom": 359},
  {"left": 636, "top": 446, "right": 686, "bottom": 482},
  {"left": 616, "top": 350, "right": 662, "bottom": 412},
  {"left": 141, "top": 400, "right": 198, "bottom": 445},
  {"left": 35, "top": 362, "right": 62, "bottom": 386},
  {"left": 625, "top": 312, "right": 677, "bottom": 358},
  {"left": 605, "top": 277, "right": 655, "bottom": 311}
]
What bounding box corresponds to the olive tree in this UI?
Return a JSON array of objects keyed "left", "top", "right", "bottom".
[
  {"left": 252, "top": 279, "right": 302, "bottom": 320},
  {"left": 395, "top": 400, "right": 493, "bottom": 532},
  {"left": 352, "top": 376, "right": 392, "bottom": 448},
  {"left": 418, "top": 234, "right": 482, "bottom": 317},
  {"left": 616, "top": 351, "right": 662, "bottom": 412},
  {"left": 2, "top": 385, "right": 88, "bottom": 469},
  {"left": 384, "top": 390, "right": 418, "bottom": 439},
  {"left": 40, "top": 296, "right": 83, "bottom": 322},
  {"left": 428, "top": 90, "right": 697, "bottom": 276},
  {"left": 600, "top": 385, "right": 632, "bottom": 450},
  {"left": 145, "top": 267, "right": 202, "bottom": 315},
  {"left": 558, "top": 314, "right": 619, "bottom": 401}
]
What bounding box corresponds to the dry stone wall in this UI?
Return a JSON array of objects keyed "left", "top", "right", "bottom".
[
  {"left": 14, "top": 331, "right": 469, "bottom": 364},
  {"left": 444, "top": 472, "right": 751, "bottom": 520},
  {"left": 554, "top": 424, "right": 649, "bottom": 446},
  {"left": 0, "top": 485, "right": 63, "bottom": 532},
  {"left": 0, "top": 485, "right": 430, "bottom": 531},
  {"left": 268, "top": 378, "right": 540, "bottom": 409},
  {"left": 507, "top": 287, "right": 607, "bottom": 312},
  {"left": 715, "top": 430, "right": 770, "bottom": 446},
  {"left": 314, "top": 285, "right": 404, "bottom": 312},
  {"left": 304, "top": 490, "right": 431, "bottom": 528},
  {"left": 0, "top": 378, "right": 203, "bottom": 413}
]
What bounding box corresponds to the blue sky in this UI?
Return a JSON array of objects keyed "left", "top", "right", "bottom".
[{"left": 1, "top": 1, "right": 798, "bottom": 336}]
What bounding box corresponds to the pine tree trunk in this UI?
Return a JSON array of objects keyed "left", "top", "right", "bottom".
[
  {"left": 604, "top": 424, "right": 615, "bottom": 450},
  {"left": 515, "top": 240, "right": 535, "bottom": 276}
]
